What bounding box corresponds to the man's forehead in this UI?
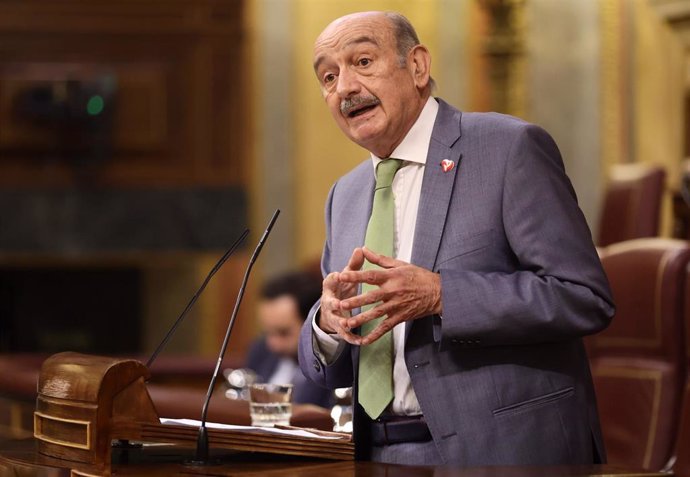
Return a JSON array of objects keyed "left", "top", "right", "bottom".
[
  {"left": 313, "top": 13, "right": 394, "bottom": 66},
  {"left": 318, "top": 11, "right": 390, "bottom": 39}
]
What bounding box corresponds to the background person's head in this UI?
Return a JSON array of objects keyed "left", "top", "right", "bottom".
[
  {"left": 313, "top": 11, "right": 432, "bottom": 158},
  {"left": 257, "top": 271, "right": 321, "bottom": 359}
]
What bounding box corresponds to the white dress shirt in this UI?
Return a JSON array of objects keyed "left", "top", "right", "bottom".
[
  {"left": 312, "top": 97, "right": 439, "bottom": 415},
  {"left": 268, "top": 357, "right": 299, "bottom": 385}
]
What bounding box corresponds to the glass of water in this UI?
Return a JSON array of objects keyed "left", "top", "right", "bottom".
[{"left": 248, "top": 383, "right": 293, "bottom": 427}]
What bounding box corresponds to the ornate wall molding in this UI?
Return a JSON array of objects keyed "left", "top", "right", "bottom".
[
  {"left": 599, "top": 0, "right": 633, "bottom": 171},
  {"left": 650, "top": 0, "right": 690, "bottom": 88},
  {"left": 476, "top": 0, "right": 527, "bottom": 117}
]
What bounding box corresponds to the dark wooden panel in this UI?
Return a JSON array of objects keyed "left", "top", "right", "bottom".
[
  {"left": 0, "top": 0, "right": 246, "bottom": 187},
  {"left": 0, "top": 62, "right": 168, "bottom": 151}
]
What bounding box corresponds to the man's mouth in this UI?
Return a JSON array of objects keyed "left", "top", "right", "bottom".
[
  {"left": 341, "top": 97, "right": 381, "bottom": 119},
  {"left": 347, "top": 103, "right": 378, "bottom": 118}
]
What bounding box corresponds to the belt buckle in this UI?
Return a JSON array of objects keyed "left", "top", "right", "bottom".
[{"left": 375, "top": 417, "right": 391, "bottom": 446}]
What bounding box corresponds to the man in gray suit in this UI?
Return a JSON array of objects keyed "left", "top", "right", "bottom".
[{"left": 298, "top": 11, "right": 614, "bottom": 466}]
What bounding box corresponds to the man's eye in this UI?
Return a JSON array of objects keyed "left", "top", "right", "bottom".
[
  {"left": 357, "top": 58, "right": 371, "bottom": 67},
  {"left": 324, "top": 73, "right": 336, "bottom": 84}
]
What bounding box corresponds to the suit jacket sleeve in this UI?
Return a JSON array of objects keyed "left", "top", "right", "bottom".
[
  {"left": 298, "top": 182, "right": 355, "bottom": 390},
  {"left": 436, "top": 124, "right": 614, "bottom": 349}
]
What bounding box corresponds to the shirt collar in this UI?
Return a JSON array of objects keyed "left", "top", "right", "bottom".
[{"left": 371, "top": 97, "right": 439, "bottom": 169}]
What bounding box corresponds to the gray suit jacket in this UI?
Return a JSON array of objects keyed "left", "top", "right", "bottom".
[{"left": 298, "top": 99, "right": 615, "bottom": 465}]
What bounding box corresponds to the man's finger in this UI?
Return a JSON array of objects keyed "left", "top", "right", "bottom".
[
  {"left": 322, "top": 271, "right": 340, "bottom": 291},
  {"left": 338, "top": 269, "right": 385, "bottom": 285},
  {"left": 361, "top": 247, "right": 405, "bottom": 268},
  {"left": 344, "top": 247, "right": 365, "bottom": 272},
  {"left": 339, "top": 287, "right": 385, "bottom": 312},
  {"left": 345, "top": 301, "right": 393, "bottom": 329},
  {"left": 320, "top": 277, "right": 342, "bottom": 310},
  {"left": 360, "top": 314, "right": 401, "bottom": 345},
  {"left": 336, "top": 326, "right": 362, "bottom": 345}
]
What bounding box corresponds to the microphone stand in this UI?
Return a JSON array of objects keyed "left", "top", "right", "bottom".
[
  {"left": 114, "top": 228, "right": 250, "bottom": 455},
  {"left": 188, "top": 209, "right": 280, "bottom": 465}
]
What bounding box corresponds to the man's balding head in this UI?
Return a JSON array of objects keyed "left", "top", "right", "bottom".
[{"left": 313, "top": 12, "right": 433, "bottom": 158}]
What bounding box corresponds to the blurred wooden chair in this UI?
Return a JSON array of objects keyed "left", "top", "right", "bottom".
[
  {"left": 598, "top": 164, "right": 666, "bottom": 247},
  {"left": 667, "top": 256, "right": 690, "bottom": 476},
  {"left": 672, "top": 159, "right": 690, "bottom": 240},
  {"left": 669, "top": 381, "right": 690, "bottom": 475},
  {"left": 588, "top": 238, "right": 690, "bottom": 470}
]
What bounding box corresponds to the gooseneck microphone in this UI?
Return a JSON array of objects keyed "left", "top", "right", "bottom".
[
  {"left": 145, "top": 228, "right": 250, "bottom": 369},
  {"left": 190, "top": 209, "right": 280, "bottom": 465}
]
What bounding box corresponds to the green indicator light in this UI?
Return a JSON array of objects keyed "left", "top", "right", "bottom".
[{"left": 86, "top": 95, "right": 104, "bottom": 116}]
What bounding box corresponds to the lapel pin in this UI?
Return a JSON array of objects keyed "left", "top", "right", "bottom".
[{"left": 440, "top": 159, "right": 455, "bottom": 173}]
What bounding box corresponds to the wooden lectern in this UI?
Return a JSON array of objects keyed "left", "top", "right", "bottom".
[{"left": 32, "top": 352, "right": 353, "bottom": 475}]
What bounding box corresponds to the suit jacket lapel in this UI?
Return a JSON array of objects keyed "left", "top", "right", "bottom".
[
  {"left": 406, "top": 100, "right": 463, "bottom": 341},
  {"left": 333, "top": 161, "right": 375, "bottom": 271},
  {"left": 348, "top": 165, "right": 374, "bottom": 367},
  {"left": 353, "top": 168, "right": 375, "bottom": 254}
]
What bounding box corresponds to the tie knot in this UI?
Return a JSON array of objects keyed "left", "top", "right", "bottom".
[{"left": 375, "top": 159, "right": 402, "bottom": 189}]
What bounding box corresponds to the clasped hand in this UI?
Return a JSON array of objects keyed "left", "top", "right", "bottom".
[{"left": 318, "top": 247, "right": 442, "bottom": 345}]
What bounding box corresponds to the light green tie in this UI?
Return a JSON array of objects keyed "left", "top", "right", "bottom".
[{"left": 358, "top": 158, "right": 402, "bottom": 419}]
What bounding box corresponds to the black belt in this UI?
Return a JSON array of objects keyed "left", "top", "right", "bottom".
[{"left": 370, "top": 415, "right": 432, "bottom": 446}]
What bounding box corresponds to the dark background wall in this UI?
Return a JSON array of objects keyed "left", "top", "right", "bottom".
[{"left": 0, "top": 0, "right": 254, "bottom": 360}]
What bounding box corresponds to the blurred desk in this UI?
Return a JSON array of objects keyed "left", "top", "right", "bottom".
[
  {"left": 147, "top": 384, "right": 334, "bottom": 430},
  {"left": 0, "top": 353, "right": 334, "bottom": 438},
  {"left": 0, "top": 438, "right": 671, "bottom": 477}
]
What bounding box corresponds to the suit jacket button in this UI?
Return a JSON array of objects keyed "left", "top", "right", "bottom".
[{"left": 313, "top": 360, "right": 321, "bottom": 372}]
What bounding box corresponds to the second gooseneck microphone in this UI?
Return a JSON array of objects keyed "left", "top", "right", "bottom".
[{"left": 190, "top": 209, "right": 280, "bottom": 465}]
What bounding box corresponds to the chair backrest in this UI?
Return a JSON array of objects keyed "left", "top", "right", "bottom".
[
  {"left": 669, "top": 260, "right": 690, "bottom": 476},
  {"left": 588, "top": 238, "right": 690, "bottom": 470},
  {"left": 598, "top": 164, "right": 666, "bottom": 247},
  {"left": 670, "top": 381, "right": 690, "bottom": 476}
]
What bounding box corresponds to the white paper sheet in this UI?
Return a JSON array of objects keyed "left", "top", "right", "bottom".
[{"left": 159, "top": 418, "right": 342, "bottom": 440}]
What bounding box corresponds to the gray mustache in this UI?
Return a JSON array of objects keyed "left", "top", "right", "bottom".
[{"left": 340, "top": 95, "right": 380, "bottom": 115}]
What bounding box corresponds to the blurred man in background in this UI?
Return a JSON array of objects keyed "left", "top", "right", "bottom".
[{"left": 247, "top": 270, "right": 333, "bottom": 409}]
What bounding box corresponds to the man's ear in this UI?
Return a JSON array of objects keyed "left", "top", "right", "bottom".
[{"left": 409, "top": 44, "right": 431, "bottom": 90}]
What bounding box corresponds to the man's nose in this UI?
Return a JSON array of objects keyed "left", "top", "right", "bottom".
[{"left": 336, "top": 67, "right": 360, "bottom": 98}]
